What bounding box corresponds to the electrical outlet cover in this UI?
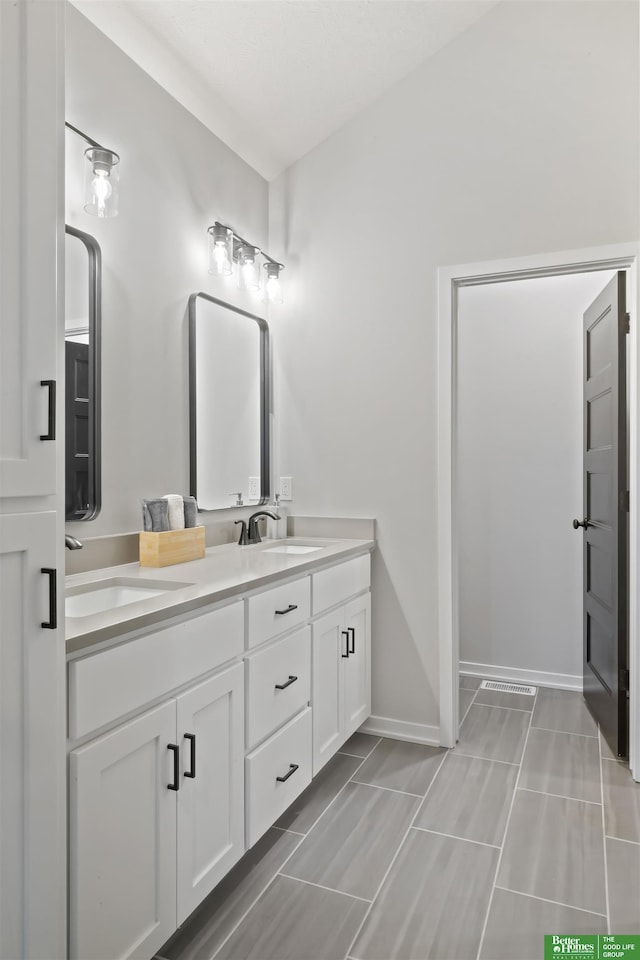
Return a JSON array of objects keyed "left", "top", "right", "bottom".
[
  {"left": 280, "top": 477, "right": 293, "bottom": 500},
  {"left": 248, "top": 477, "right": 260, "bottom": 499}
]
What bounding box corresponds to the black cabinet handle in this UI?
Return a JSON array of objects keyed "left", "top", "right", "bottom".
[
  {"left": 348, "top": 627, "right": 355, "bottom": 655},
  {"left": 167, "top": 744, "right": 180, "bottom": 790},
  {"left": 39, "top": 380, "right": 56, "bottom": 441},
  {"left": 184, "top": 733, "right": 196, "bottom": 779},
  {"left": 41, "top": 568, "right": 57, "bottom": 629},
  {"left": 275, "top": 604, "right": 298, "bottom": 616},
  {"left": 276, "top": 763, "right": 299, "bottom": 783},
  {"left": 341, "top": 630, "right": 350, "bottom": 658},
  {"left": 275, "top": 675, "right": 298, "bottom": 691}
]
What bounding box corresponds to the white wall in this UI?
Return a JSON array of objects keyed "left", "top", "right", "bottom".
[
  {"left": 65, "top": 4, "right": 269, "bottom": 537},
  {"left": 457, "top": 272, "right": 615, "bottom": 681},
  {"left": 269, "top": 1, "right": 639, "bottom": 730}
]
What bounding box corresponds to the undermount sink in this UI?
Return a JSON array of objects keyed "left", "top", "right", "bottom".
[
  {"left": 260, "top": 538, "right": 336, "bottom": 556},
  {"left": 65, "top": 577, "right": 193, "bottom": 619}
]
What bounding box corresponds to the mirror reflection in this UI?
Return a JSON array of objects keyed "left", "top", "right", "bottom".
[
  {"left": 65, "top": 225, "right": 101, "bottom": 521},
  {"left": 189, "top": 293, "right": 269, "bottom": 510}
]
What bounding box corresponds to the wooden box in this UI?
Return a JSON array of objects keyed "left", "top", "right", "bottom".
[{"left": 139, "top": 526, "right": 206, "bottom": 567}]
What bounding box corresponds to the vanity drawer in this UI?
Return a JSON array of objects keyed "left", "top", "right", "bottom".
[
  {"left": 245, "top": 707, "right": 312, "bottom": 847},
  {"left": 312, "top": 553, "right": 371, "bottom": 615},
  {"left": 246, "top": 627, "right": 311, "bottom": 749},
  {"left": 69, "top": 601, "right": 244, "bottom": 740},
  {"left": 246, "top": 576, "right": 310, "bottom": 649}
]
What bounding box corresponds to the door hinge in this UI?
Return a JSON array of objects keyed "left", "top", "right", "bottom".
[
  {"left": 626, "top": 490, "right": 630, "bottom": 513},
  {"left": 619, "top": 668, "right": 630, "bottom": 692},
  {"left": 624, "top": 311, "right": 631, "bottom": 334}
]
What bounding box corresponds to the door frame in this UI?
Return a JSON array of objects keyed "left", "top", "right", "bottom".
[{"left": 437, "top": 242, "right": 640, "bottom": 781}]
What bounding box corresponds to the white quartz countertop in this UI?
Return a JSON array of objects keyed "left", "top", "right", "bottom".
[{"left": 65, "top": 537, "right": 375, "bottom": 655}]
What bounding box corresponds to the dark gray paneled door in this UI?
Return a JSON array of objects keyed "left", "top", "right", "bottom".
[{"left": 578, "top": 272, "right": 628, "bottom": 758}]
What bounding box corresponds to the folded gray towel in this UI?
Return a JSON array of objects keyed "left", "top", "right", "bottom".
[
  {"left": 183, "top": 496, "right": 198, "bottom": 528},
  {"left": 141, "top": 498, "right": 170, "bottom": 532}
]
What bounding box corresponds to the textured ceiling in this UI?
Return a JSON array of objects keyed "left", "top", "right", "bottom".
[{"left": 70, "top": 0, "right": 500, "bottom": 180}]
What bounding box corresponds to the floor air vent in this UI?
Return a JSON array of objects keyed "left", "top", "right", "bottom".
[{"left": 479, "top": 680, "right": 537, "bottom": 696}]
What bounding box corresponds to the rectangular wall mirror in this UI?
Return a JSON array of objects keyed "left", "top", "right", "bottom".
[
  {"left": 189, "top": 293, "right": 270, "bottom": 510},
  {"left": 65, "top": 224, "right": 102, "bottom": 520}
]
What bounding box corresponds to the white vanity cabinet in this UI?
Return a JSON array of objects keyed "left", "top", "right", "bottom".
[
  {"left": 311, "top": 556, "right": 371, "bottom": 775},
  {"left": 68, "top": 605, "right": 245, "bottom": 960}
]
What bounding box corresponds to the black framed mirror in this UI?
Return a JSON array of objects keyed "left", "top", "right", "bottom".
[
  {"left": 65, "top": 224, "right": 102, "bottom": 520},
  {"left": 189, "top": 293, "right": 269, "bottom": 510}
]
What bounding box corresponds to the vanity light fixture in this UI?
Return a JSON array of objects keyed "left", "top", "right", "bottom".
[
  {"left": 207, "top": 220, "right": 285, "bottom": 303},
  {"left": 66, "top": 121, "right": 120, "bottom": 219}
]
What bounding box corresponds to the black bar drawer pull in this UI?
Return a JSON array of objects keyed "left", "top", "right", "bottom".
[
  {"left": 275, "top": 675, "right": 298, "bottom": 691},
  {"left": 41, "top": 568, "right": 57, "bottom": 629},
  {"left": 167, "top": 744, "right": 180, "bottom": 790},
  {"left": 348, "top": 627, "right": 356, "bottom": 655},
  {"left": 184, "top": 733, "right": 196, "bottom": 779},
  {"left": 40, "top": 380, "right": 56, "bottom": 441},
  {"left": 341, "top": 630, "right": 350, "bottom": 658},
  {"left": 276, "top": 763, "right": 299, "bottom": 783},
  {"left": 275, "top": 604, "right": 298, "bottom": 616}
]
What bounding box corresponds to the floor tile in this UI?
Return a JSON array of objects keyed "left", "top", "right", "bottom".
[
  {"left": 460, "top": 675, "right": 482, "bottom": 690},
  {"left": 215, "top": 875, "right": 368, "bottom": 960},
  {"left": 474, "top": 688, "right": 534, "bottom": 711},
  {"left": 459, "top": 687, "right": 476, "bottom": 722},
  {"left": 351, "top": 829, "right": 498, "bottom": 959},
  {"left": 600, "top": 729, "right": 621, "bottom": 761},
  {"left": 602, "top": 758, "right": 640, "bottom": 843},
  {"left": 352, "top": 738, "right": 445, "bottom": 796},
  {"left": 338, "top": 732, "right": 380, "bottom": 759},
  {"left": 276, "top": 752, "right": 362, "bottom": 834},
  {"left": 161, "top": 828, "right": 302, "bottom": 960},
  {"left": 532, "top": 688, "right": 597, "bottom": 737},
  {"left": 455, "top": 704, "right": 530, "bottom": 764},
  {"left": 606, "top": 837, "right": 640, "bottom": 934},
  {"left": 519, "top": 728, "right": 601, "bottom": 804},
  {"left": 480, "top": 888, "right": 606, "bottom": 960},
  {"left": 414, "top": 752, "right": 517, "bottom": 846},
  {"left": 498, "top": 789, "right": 606, "bottom": 915},
  {"left": 283, "top": 781, "right": 419, "bottom": 900}
]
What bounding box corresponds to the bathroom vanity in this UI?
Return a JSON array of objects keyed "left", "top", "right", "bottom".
[{"left": 65, "top": 536, "right": 373, "bottom": 960}]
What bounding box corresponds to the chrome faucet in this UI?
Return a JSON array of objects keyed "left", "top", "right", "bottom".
[
  {"left": 65, "top": 534, "right": 83, "bottom": 550},
  {"left": 235, "top": 511, "right": 280, "bottom": 545}
]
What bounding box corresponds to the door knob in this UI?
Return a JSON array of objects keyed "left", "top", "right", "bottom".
[{"left": 572, "top": 518, "right": 590, "bottom": 529}]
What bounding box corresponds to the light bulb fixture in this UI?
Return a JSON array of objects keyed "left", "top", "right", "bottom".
[
  {"left": 207, "top": 223, "right": 233, "bottom": 276},
  {"left": 206, "top": 220, "right": 285, "bottom": 303},
  {"left": 263, "top": 261, "right": 284, "bottom": 304},
  {"left": 237, "top": 243, "right": 261, "bottom": 292},
  {"left": 66, "top": 122, "right": 120, "bottom": 219}
]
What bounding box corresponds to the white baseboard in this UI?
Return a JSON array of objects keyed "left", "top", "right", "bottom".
[
  {"left": 460, "top": 661, "right": 582, "bottom": 692},
  {"left": 359, "top": 715, "right": 441, "bottom": 747}
]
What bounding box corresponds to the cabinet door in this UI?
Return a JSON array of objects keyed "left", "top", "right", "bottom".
[
  {"left": 343, "top": 594, "right": 372, "bottom": 739},
  {"left": 176, "top": 663, "right": 245, "bottom": 924},
  {"left": 311, "top": 608, "right": 346, "bottom": 775},
  {"left": 69, "top": 702, "right": 177, "bottom": 960},
  {"left": 0, "top": 512, "right": 64, "bottom": 960},
  {"left": 0, "top": 0, "right": 61, "bottom": 497}
]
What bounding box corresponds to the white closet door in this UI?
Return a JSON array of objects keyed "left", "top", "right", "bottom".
[{"left": 0, "top": 0, "right": 62, "bottom": 497}]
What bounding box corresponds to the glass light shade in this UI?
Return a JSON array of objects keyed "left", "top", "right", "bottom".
[
  {"left": 263, "top": 262, "right": 284, "bottom": 304},
  {"left": 83, "top": 147, "right": 119, "bottom": 218},
  {"left": 237, "top": 244, "right": 261, "bottom": 292},
  {"left": 207, "top": 224, "right": 233, "bottom": 276}
]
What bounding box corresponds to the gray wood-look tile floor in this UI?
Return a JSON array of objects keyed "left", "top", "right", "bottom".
[{"left": 158, "top": 682, "right": 640, "bottom": 960}]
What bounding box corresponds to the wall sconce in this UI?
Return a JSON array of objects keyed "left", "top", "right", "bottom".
[
  {"left": 207, "top": 220, "right": 285, "bottom": 303},
  {"left": 66, "top": 122, "right": 120, "bottom": 219}
]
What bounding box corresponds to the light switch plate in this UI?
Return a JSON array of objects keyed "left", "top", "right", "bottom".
[
  {"left": 248, "top": 477, "right": 260, "bottom": 499},
  {"left": 280, "top": 477, "right": 293, "bottom": 500}
]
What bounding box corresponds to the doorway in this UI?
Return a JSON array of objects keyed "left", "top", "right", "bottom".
[{"left": 436, "top": 243, "right": 640, "bottom": 781}]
